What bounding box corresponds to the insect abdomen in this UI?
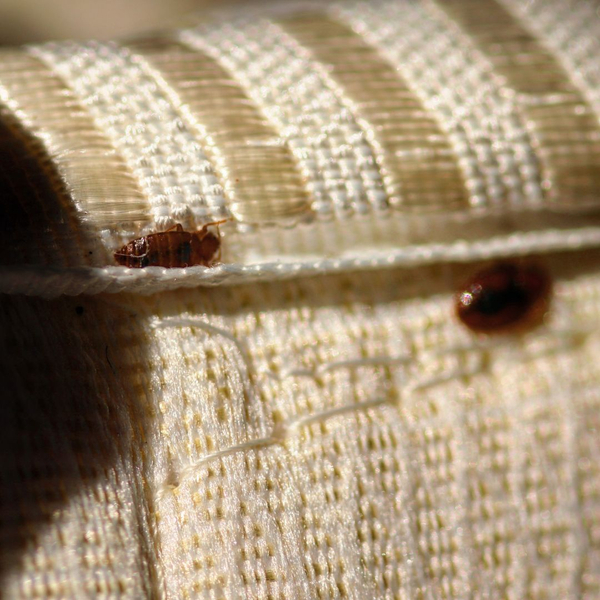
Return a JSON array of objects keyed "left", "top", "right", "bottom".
[
  {"left": 115, "top": 225, "right": 222, "bottom": 268},
  {"left": 114, "top": 237, "right": 149, "bottom": 268}
]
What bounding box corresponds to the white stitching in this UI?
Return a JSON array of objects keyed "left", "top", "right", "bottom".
[{"left": 3, "top": 227, "right": 600, "bottom": 297}]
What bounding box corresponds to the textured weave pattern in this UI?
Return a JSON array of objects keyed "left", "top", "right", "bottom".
[
  {"left": 335, "top": 0, "right": 541, "bottom": 211},
  {"left": 135, "top": 252, "right": 600, "bottom": 599},
  {"left": 31, "top": 41, "right": 229, "bottom": 233},
  {"left": 179, "top": 19, "right": 390, "bottom": 218},
  {"left": 4, "top": 253, "right": 600, "bottom": 598},
  {"left": 130, "top": 38, "right": 311, "bottom": 224},
  {"left": 1, "top": 0, "right": 600, "bottom": 280},
  {"left": 436, "top": 0, "right": 600, "bottom": 208},
  {"left": 2, "top": 1, "right": 600, "bottom": 599},
  {"left": 277, "top": 13, "right": 470, "bottom": 211}
]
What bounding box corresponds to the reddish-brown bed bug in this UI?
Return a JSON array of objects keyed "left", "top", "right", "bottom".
[
  {"left": 455, "top": 261, "right": 552, "bottom": 334},
  {"left": 114, "top": 220, "right": 227, "bottom": 268}
]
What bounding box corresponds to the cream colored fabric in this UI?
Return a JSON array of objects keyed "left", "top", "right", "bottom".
[
  {"left": 2, "top": 1, "right": 600, "bottom": 598},
  {"left": 3, "top": 0, "right": 600, "bottom": 292},
  {"left": 3, "top": 255, "right": 600, "bottom": 598}
]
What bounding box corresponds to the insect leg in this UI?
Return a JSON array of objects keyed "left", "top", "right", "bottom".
[
  {"left": 114, "top": 251, "right": 149, "bottom": 259},
  {"left": 164, "top": 223, "right": 184, "bottom": 233}
]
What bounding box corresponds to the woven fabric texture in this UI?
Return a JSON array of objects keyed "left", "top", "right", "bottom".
[
  {"left": 2, "top": 0, "right": 600, "bottom": 294},
  {"left": 2, "top": 0, "right": 600, "bottom": 598},
  {"left": 3, "top": 254, "right": 600, "bottom": 598}
]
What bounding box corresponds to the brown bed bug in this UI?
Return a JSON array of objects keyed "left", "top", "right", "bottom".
[
  {"left": 114, "top": 220, "right": 227, "bottom": 268},
  {"left": 456, "top": 261, "right": 552, "bottom": 334}
]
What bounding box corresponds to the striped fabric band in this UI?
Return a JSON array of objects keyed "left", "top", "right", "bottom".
[
  {"left": 129, "top": 38, "right": 310, "bottom": 225},
  {"left": 0, "top": 51, "right": 140, "bottom": 264},
  {"left": 179, "top": 20, "right": 390, "bottom": 218},
  {"left": 0, "top": 0, "right": 598, "bottom": 286},
  {"left": 31, "top": 41, "right": 229, "bottom": 231},
  {"left": 335, "top": 0, "right": 543, "bottom": 210},
  {"left": 435, "top": 0, "right": 600, "bottom": 209},
  {"left": 278, "top": 13, "right": 469, "bottom": 211},
  {"left": 502, "top": 0, "right": 600, "bottom": 121}
]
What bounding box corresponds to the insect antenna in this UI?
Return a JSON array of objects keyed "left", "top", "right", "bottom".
[{"left": 203, "top": 218, "right": 231, "bottom": 228}]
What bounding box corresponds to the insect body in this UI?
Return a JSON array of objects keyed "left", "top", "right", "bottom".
[
  {"left": 114, "top": 221, "right": 226, "bottom": 268},
  {"left": 456, "top": 262, "right": 551, "bottom": 333}
]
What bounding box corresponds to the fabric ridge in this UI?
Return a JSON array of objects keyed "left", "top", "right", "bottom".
[{"left": 0, "top": 0, "right": 600, "bottom": 291}]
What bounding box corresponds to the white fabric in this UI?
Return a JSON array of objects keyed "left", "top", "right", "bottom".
[
  {"left": 32, "top": 41, "right": 229, "bottom": 230},
  {"left": 336, "top": 0, "right": 542, "bottom": 209},
  {"left": 0, "top": 0, "right": 595, "bottom": 274},
  {"left": 180, "top": 21, "right": 389, "bottom": 217},
  {"left": 4, "top": 255, "right": 600, "bottom": 598}
]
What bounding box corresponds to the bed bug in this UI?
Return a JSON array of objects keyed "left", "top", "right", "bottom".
[
  {"left": 114, "top": 220, "right": 227, "bottom": 268},
  {"left": 455, "top": 261, "right": 552, "bottom": 333}
]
